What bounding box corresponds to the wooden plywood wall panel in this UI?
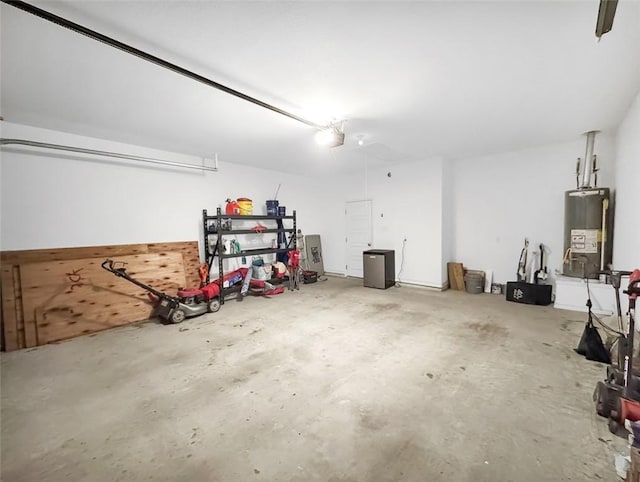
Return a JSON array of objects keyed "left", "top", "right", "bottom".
[
  {"left": 1, "top": 241, "right": 200, "bottom": 350},
  {"left": 148, "top": 242, "right": 201, "bottom": 287},
  {"left": 0, "top": 244, "right": 149, "bottom": 265},
  {"left": 1, "top": 242, "right": 200, "bottom": 284},
  {"left": 20, "top": 252, "right": 185, "bottom": 345},
  {"left": 1, "top": 265, "right": 20, "bottom": 351}
]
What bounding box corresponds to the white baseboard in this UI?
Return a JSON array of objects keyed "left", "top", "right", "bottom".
[{"left": 322, "top": 272, "right": 447, "bottom": 291}]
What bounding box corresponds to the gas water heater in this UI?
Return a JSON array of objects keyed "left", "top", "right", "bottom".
[{"left": 563, "top": 131, "right": 613, "bottom": 279}]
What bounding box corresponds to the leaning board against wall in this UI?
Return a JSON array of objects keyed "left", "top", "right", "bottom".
[{"left": 1, "top": 241, "right": 200, "bottom": 351}]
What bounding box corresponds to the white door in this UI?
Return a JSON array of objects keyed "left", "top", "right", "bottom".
[{"left": 346, "top": 200, "right": 372, "bottom": 277}]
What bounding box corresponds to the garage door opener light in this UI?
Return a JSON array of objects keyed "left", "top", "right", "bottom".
[{"left": 315, "top": 122, "right": 345, "bottom": 148}]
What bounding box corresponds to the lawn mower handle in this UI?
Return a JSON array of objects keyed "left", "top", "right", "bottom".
[
  {"left": 598, "top": 270, "right": 634, "bottom": 290},
  {"left": 101, "top": 258, "right": 177, "bottom": 303},
  {"left": 101, "top": 259, "right": 122, "bottom": 274},
  {"left": 598, "top": 269, "right": 634, "bottom": 277}
]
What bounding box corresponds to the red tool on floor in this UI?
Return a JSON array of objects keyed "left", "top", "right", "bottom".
[
  {"left": 218, "top": 266, "right": 284, "bottom": 299},
  {"left": 249, "top": 278, "right": 284, "bottom": 296},
  {"left": 288, "top": 249, "right": 301, "bottom": 291}
]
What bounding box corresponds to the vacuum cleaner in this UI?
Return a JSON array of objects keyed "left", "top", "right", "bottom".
[
  {"left": 101, "top": 259, "right": 221, "bottom": 324},
  {"left": 593, "top": 269, "right": 640, "bottom": 433}
]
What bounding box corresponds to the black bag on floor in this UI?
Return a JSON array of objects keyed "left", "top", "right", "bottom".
[{"left": 575, "top": 320, "right": 611, "bottom": 364}]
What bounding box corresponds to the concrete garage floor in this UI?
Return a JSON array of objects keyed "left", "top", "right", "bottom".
[{"left": 1, "top": 276, "right": 621, "bottom": 481}]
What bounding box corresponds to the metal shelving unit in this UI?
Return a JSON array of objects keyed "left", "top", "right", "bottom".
[{"left": 202, "top": 208, "right": 297, "bottom": 304}]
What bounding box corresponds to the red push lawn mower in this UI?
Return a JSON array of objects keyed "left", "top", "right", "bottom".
[
  {"left": 594, "top": 269, "right": 640, "bottom": 433},
  {"left": 101, "top": 259, "right": 221, "bottom": 324}
]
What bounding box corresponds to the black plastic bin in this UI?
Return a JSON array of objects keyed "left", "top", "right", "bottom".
[{"left": 505, "top": 282, "right": 552, "bottom": 306}]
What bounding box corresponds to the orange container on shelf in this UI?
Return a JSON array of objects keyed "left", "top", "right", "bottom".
[
  {"left": 225, "top": 199, "right": 240, "bottom": 215},
  {"left": 237, "top": 198, "right": 253, "bottom": 215}
]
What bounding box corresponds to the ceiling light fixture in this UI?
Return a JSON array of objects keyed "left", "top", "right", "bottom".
[{"left": 315, "top": 123, "right": 345, "bottom": 148}]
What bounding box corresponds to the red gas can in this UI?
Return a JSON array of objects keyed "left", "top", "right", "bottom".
[{"left": 225, "top": 199, "right": 240, "bottom": 215}]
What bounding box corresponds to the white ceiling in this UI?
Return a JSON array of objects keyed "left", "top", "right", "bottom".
[{"left": 1, "top": 1, "right": 639, "bottom": 174}]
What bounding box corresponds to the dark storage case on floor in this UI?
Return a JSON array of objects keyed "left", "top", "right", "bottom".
[
  {"left": 302, "top": 270, "right": 318, "bottom": 284},
  {"left": 363, "top": 250, "right": 395, "bottom": 289},
  {"left": 505, "top": 281, "right": 553, "bottom": 306}
]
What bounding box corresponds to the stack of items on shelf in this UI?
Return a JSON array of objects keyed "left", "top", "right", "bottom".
[{"left": 201, "top": 197, "right": 319, "bottom": 312}]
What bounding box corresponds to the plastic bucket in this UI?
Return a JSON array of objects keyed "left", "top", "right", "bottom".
[
  {"left": 278, "top": 206, "right": 286, "bottom": 217},
  {"left": 237, "top": 198, "right": 253, "bottom": 215},
  {"left": 266, "top": 199, "right": 279, "bottom": 216},
  {"left": 464, "top": 272, "right": 485, "bottom": 294}
]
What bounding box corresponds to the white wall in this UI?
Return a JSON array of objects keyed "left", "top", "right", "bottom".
[
  {"left": 3, "top": 118, "right": 632, "bottom": 287},
  {"left": 613, "top": 91, "right": 640, "bottom": 270},
  {"left": 441, "top": 158, "right": 453, "bottom": 283},
  {"left": 323, "top": 157, "right": 446, "bottom": 288},
  {"left": 451, "top": 135, "right": 616, "bottom": 285},
  {"left": 0, "top": 122, "right": 331, "bottom": 262}
]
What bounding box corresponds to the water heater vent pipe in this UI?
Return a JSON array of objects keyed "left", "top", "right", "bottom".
[{"left": 580, "top": 131, "right": 598, "bottom": 188}]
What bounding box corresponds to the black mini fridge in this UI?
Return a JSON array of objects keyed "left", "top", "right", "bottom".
[{"left": 363, "top": 250, "right": 395, "bottom": 289}]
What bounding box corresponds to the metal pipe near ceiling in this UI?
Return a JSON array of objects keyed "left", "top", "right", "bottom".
[
  {"left": 580, "top": 131, "right": 598, "bottom": 188},
  {"left": 1, "top": 0, "right": 324, "bottom": 130},
  {"left": 0, "top": 138, "right": 218, "bottom": 172}
]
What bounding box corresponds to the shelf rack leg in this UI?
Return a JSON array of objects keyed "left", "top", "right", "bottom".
[{"left": 217, "top": 207, "right": 224, "bottom": 305}]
